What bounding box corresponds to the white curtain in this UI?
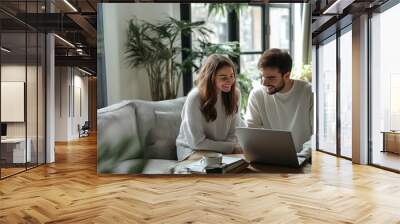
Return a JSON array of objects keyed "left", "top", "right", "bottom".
[{"left": 302, "top": 3, "right": 312, "bottom": 65}]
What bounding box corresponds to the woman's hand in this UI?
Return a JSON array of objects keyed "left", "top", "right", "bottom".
[{"left": 232, "top": 144, "right": 243, "bottom": 154}]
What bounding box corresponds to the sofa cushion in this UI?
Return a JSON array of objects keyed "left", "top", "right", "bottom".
[
  {"left": 112, "top": 159, "right": 177, "bottom": 174},
  {"left": 97, "top": 101, "right": 142, "bottom": 164},
  {"left": 145, "top": 111, "right": 181, "bottom": 160},
  {"left": 133, "top": 97, "right": 186, "bottom": 152}
]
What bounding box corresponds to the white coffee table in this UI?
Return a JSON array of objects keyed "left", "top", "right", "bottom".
[{"left": 1, "top": 138, "right": 32, "bottom": 163}]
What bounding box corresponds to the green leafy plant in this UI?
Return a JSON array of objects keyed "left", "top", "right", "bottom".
[
  {"left": 207, "top": 3, "right": 248, "bottom": 17},
  {"left": 126, "top": 16, "right": 240, "bottom": 101},
  {"left": 97, "top": 136, "right": 148, "bottom": 174},
  {"left": 189, "top": 39, "right": 240, "bottom": 73},
  {"left": 126, "top": 17, "right": 212, "bottom": 101},
  {"left": 292, "top": 64, "right": 312, "bottom": 82},
  {"left": 236, "top": 72, "right": 253, "bottom": 117}
]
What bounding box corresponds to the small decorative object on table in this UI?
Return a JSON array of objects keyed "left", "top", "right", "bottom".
[{"left": 381, "top": 130, "right": 400, "bottom": 154}]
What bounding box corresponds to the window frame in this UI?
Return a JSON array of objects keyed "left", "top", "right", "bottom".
[
  {"left": 315, "top": 23, "right": 353, "bottom": 161},
  {"left": 186, "top": 3, "right": 294, "bottom": 78},
  {"left": 266, "top": 3, "right": 293, "bottom": 55}
]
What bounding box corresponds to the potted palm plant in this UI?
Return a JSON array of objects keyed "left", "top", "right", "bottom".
[{"left": 125, "top": 16, "right": 240, "bottom": 101}]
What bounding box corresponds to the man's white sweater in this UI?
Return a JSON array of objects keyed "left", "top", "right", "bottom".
[{"left": 245, "top": 79, "right": 313, "bottom": 153}]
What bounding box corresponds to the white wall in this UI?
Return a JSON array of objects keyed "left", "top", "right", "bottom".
[
  {"left": 55, "top": 67, "right": 89, "bottom": 141},
  {"left": 1, "top": 65, "right": 26, "bottom": 81},
  {"left": 102, "top": 3, "right": 181, "bottom": 105},
  {"left": 55, "top": 67, "right": 68, "bottom": 141},
  {"left": 1, "top": 65, "right": 37, "bottom": 137},
  {"left": 1, "top": 65, "right": 28, "bottom": 141}
]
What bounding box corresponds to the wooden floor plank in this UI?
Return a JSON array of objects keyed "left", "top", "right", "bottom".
[{"left": 0, "top": 134, "right": 400, "bottom": 223}]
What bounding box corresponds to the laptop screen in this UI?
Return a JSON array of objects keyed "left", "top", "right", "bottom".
[{"left": 1, "top": 123, "right": 7, "bottom": 137}]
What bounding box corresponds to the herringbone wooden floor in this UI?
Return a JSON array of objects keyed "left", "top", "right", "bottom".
[{"left": 1, "top": 134, "right": 400, "bottom": 224}]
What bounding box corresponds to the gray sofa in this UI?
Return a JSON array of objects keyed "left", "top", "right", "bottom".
[{"left": 97, "top": 97, "right": 186, "bottom": 174}]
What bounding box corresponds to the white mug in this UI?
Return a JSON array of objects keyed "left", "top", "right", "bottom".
[{"left": 200, "top": 153, "right": 223, "bottom": 168}]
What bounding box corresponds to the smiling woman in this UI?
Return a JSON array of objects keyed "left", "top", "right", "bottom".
[{"left": 176, "top": 54, "right": 242, "bottom": 161}]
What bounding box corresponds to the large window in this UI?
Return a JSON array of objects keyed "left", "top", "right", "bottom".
[
  {"left": 190, "top": 3, "right": 294, "bottom": 76},
  {"left": 239, "top": 6, "right": 262, "bottom": 53},
  {"left": 370, "top": 2, "right": 400, "bottom": 171},
  {"left": 339, "top": 27, "right": 352, "bottom": 158},
  {"left": 317, "top": 36, "right": 337, "bottom": 154},
  {"left": 191, "top": 3, "right": 228, "bottom": 50},
  {"left": 316, "top": 25, "right": 353, "bottom": 159},
  {"left": 239, "top": 5, "right": 263, "bottom": 89},
  {"left": 269, "top": 5, "right": 291, "bottom": 51}
]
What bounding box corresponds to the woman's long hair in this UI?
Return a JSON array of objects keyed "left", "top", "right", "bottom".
[{"left": 196, "top": 54, "right": 239, "bottom": 122}]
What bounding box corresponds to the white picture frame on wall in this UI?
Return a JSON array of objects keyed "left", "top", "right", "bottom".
[{"left": 1, "top": 81, "right": 25, "bottom": 122}]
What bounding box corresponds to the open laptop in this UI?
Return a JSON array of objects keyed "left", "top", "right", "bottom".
[
  {"left": 236, "top": 127, "right": 309, "bottom": 168},
  {"left": 1, "top": 123, "right": 7, "bottom": 140}
]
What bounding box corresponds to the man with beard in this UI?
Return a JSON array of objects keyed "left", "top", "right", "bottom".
[{"left": 245, "top": 48, "right": 313, "bottom": 157}]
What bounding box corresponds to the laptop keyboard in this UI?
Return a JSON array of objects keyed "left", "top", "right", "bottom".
[{"left": 297, "top": 156, "right": 307, "bottom": 165}]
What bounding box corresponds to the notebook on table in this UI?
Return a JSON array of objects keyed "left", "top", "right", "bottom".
[{"left": 185, "top": 156, "right": 248, "bottom": 174}]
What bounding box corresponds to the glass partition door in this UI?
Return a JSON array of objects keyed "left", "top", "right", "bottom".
[
  {"left": 0, "top": 1, "right": 46, "bottom": 179},
  {"left": 1, "top": 31, "right": 28, "bottom": 178}
]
